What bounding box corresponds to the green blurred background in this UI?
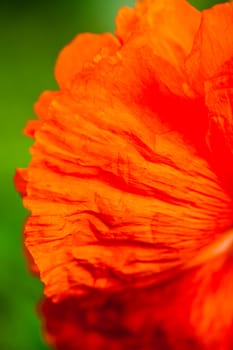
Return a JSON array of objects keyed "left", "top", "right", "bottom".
[{"left": 0, "top": 0, "right": 227, "bottom": 349}]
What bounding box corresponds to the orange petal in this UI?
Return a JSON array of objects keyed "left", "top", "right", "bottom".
[
  {"left": 70, "top": 38, "right": 207, "bottom": 154},
  {"left": 34, "top": 90, "right": 58, "bottom": 120},
  {"left": 23, "top": 91, "right": 58, "bottom": 137},
  {"left": 22, "top": 76, "right": 233, "bottom": 300},
  {"left": 55, "top": 33, "right": 120, "bottom": 88},
  {"left": 14, "top": 1, "right": 233, "bottom": 346},
  {"left": 41, "top": 229, "right": 233, "bottom": 349},
  {"left": 186, "top": 2, "right": 233, "bottom": 93},
  {"left": 24, "top": 120, "right": 42, "bottom": 138},
  {"left": 116, "top": 0, "right": 200, "bottom": 70}
]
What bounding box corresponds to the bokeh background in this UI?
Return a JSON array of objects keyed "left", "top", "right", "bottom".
[{"left": 0, "top": 0, "right": 227, "bottom": 349}]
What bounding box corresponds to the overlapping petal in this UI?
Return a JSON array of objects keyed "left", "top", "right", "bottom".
[
  {"left": 186, "top": 2, "right": 233, "bottom": 92},
  {"left": 22, "top": 47, "right": 233, "bottom": 300},
  {"left": 205, "top": 58, "right": 233, "bottom": 193},
  {"left": 41, "top": 230, "right": 233, "bottom": 350},
  {"left": 116, "top": 0, "right": 201, "bottom": 68}
]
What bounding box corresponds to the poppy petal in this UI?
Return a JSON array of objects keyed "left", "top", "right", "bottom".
[
  {"left": 116, "top": 0, "right": 201, "bottom": 69},
  {"left": 15, "top": 0, "right": 233, "bottom": 348},
  {"left": 205, "top": 58, "right": 233, "bottom": 193},
  {"left": 40, "top": 229, "right": 233, "bottom": 350},
  {"left": 24, "top": 91, "right": 58, "bottom": 137},
  {"left": 55, "top": 33, "right": 121, "bottom": 88},
  {"left": 15, "top": 168, "right": 28, "bottom": 197},
  {"left": 23, "top": 74, "right": 233, "bottom": 300},
  {"left": 186, "top": 2, "right": 233, "bottom": 93}
]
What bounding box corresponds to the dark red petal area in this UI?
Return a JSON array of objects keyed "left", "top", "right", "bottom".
[
  {"left": 205, "top": 58, "right": 233, "bottom": 194},
  {"left": 15, "top": 168, "right": 28, "bottom": 197}
]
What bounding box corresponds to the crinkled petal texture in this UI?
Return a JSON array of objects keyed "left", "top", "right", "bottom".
[
  {"left": 15, "top": 0, "right": 233, "bottom": 349},
  {"left": 42, "top": 241, "right": 233, "bottom": 350}
]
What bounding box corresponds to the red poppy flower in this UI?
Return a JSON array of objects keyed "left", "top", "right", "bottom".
[{"left": 15, "top": 0, "right": 233, "bottom": 349}]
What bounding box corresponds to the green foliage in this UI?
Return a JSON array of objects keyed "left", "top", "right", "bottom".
[
  {"left": 189, "top": 0, "right": 227, "bottom": 9},
  {"left": 0, "top": 0, "right": 228, "bottom": 349}
]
